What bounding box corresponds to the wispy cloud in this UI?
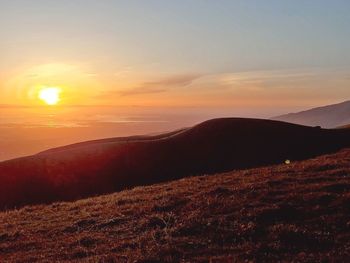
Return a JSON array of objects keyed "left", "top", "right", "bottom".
[
  {"left": 121, "top": 74, "right": 201, "bottom": 96},
  {"left": 142, "top": 74, "right": 201, "bottom": 87},
  {"left": 100, "top": 74, "right": 202, "bottom": 97},
  {"left": 119, "top": 87, "right": 166, "bottom": 96},
  {"left": 94, "top": 68, "right": 350, "bottom": 109},
  {"left": 219, "top": 69, "right": 322, "bottom": 87},
  {"left": 0, "top": 104, "right": 35, "bottom": 109},
  {"left": 113, "top": 67, "right": 132, "bottom": 77}
]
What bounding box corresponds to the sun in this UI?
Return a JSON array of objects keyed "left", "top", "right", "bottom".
[{"left": 38, "top": 87, "right": 61, "bottom": 105}]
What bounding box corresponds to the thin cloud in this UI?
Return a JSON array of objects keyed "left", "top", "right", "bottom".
[
  {"left": 0, "top": 104, "right": 36, "bottom": 109},
  {"left": 142, "top": 74, "right": 201, "bottom": 87},
  {"left": 121, "top": 74, "right": 201, "bottom": 96},
  {"left": 113, "top": 66, "right": 133, "bottom": 77},
  {"left": 119, "top": 87, "right": 167, "bottom": 96},
  {"left": 219, "top": 69, "right": 321, "bottom": 87},
  {"left": 101, "top": 74, "right": 202, "bottom": 97}
]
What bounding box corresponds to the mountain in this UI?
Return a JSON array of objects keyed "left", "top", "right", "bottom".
[
  {"left": 338, "top": 124, "right": 350, "bottom": 129},
  {"left": 0, "top": 118, "right": 350, "bottom": 210},
  {"left": 272, "top": 100, "right": 350, "bottom": 128},
  {"left": 1, "top": 149, "right": 350, "bottom": 262}
]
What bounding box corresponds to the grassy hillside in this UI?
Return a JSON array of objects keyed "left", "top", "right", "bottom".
[
  {"left": 1, "top": 118, "right": 350, "bottom": 210},
  {"left": 0, "top": 149, "right": 350, "bottom": 262}
]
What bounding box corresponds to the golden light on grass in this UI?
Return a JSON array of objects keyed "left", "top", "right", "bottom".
[{"left": 38, "top": 87, "right": 61, "bottom": 105}]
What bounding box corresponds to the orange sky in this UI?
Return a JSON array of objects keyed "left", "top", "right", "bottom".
[
  {"left": 1, "top": 1, "right": 350, "bottom": 116},
  {"left": 2, "top": 62, "right": 350, "bottom": 111}
]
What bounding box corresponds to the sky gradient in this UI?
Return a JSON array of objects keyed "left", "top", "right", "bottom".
[
  {"left": 1, "top": 1, "right": 350, "bottom": 160},
  {"left": 1, "top": 0, "right": 350, "bottom": 111}
]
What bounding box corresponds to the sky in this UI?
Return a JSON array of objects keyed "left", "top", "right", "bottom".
[
  {"left": 1, "top": 0, "right": 350, "bottom": 111},
  {"left": 1, "top": 1, "right": 350, "bottom": 159}
]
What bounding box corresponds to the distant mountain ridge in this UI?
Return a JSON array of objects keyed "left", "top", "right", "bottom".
[{"left": 272, "top": 100, "right": 350, "bottom": 128}]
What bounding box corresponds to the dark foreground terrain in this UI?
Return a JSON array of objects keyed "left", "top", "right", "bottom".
[
  {"left": 1, "top": 118, "right": 350, "bottom": 210},
  {"left": 1, "top": 149, "right": 350, "bottom": 262}
]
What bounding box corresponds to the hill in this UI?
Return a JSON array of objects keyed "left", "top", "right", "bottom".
[
  {"left": 1, "top": 118, "right": 350, "bottom": 210},
  {"left": 0, "top": 149, "right": 350, "bottom": 262},
  {"left": 337, "top": 124, "right": 350, "bottom": 129},
  {"left": 272, "top": 100, "right": 350, "bottom": 128}
]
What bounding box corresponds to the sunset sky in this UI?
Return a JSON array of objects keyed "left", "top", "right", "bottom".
[
  {"left": 1, "top": 0, "right": 350, "bottom": 160},
  {"left": 1, "top": 0, "right": 350, "bottom": 110}
]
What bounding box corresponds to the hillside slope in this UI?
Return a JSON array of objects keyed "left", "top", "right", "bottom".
[
  {"left": 0, "top": 149, "right": 350, "bottom": 262},
  {"left": 272, "top": 100, "right": 350, "bottom": 128},
  {"left": 1, "top": 118, "right": 350, "bottom": 210}
]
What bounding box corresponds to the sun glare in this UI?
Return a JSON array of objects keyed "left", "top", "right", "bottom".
[{"left": 38, "top": 87, "right": 61, "bottom": 105}]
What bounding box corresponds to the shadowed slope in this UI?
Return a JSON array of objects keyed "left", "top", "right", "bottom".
[
  {"left": 1, "top": 149, "right": 350, "bottom": 261},
  {"left": 37, "top": 127, "right": 188, "bottom": 155},
  {"left": 0, "top": 118, "right": 350, "bottom": 210}
]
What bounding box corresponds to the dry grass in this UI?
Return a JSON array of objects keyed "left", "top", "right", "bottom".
[{"left": 1, "top": 149, "right": 350, "bottom": 262}]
